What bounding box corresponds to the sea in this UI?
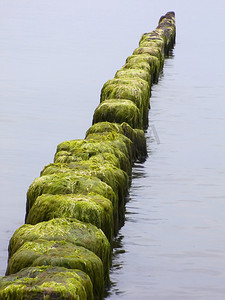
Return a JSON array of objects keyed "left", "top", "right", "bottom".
[{"left": 1, "top": 1, "right": 225, "bottom": 299}]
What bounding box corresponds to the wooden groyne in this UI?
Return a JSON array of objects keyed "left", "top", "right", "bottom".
[{"left": 0, "top": 12, "right": 176, "bottom": 299}]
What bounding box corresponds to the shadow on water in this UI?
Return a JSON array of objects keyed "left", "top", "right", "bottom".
[
  {"left": 105, "top": 160, "right": 148, "bottom": 298},
  {"left": 105, "top": 157, "right": 156, "bottom": 298}
]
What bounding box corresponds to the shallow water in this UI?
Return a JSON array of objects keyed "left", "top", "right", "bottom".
[{"left": 1, "top": 1, "right": 225, "bottom": 299}]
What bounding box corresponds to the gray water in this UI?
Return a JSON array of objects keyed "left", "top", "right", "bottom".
[{"left": 1, "top": 1, "right": 225, "bottom": 299}]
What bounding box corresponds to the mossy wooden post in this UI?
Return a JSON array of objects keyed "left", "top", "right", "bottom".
[
  {"left": 8, "top": 218, "right": 111, "bottom": 283},
  {"left": 54, "top": 138, "right": 132, "bottom": 175},
  {"left": 6, "top": 240, "right": 104, "bottom": 299},
  {"left": 85, "top": 122, "right": 147, "bottom": 162},
  {"left": 26, "top": 173, "right": 117, "bottom": 220},
  {"left": 26, "top": 193, "right": 114, "bottom": 242},
  {"left": 0, "top": 266, "right": 94, "bottom": 300}
]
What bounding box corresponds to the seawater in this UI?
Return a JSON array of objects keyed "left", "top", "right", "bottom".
[{"left": 1, "top": 1, "right": 225, "bottom": 299}]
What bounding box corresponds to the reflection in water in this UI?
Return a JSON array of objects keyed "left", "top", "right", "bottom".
[
  {"left": 105, "top": 234, "right": 126, "bottom": 298},
  {"left": 106, "top": 160, "right": 153, "bottom": 298}
]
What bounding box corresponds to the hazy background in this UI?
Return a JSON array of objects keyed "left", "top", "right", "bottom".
[{"left": 1, "top": 1, "right": 225, "bottom": 299}]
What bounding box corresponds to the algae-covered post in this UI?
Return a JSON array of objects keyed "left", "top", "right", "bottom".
[
  {"left": 0, "top": 12, "right": 175, "bottom": 299},
  {"left": 0, "top": 266, "right": 94, "bottom": 300},
  {"left": 26, "top": 193, "right": 115, "bottom": 242}
]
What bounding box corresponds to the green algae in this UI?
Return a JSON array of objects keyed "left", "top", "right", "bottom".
[
  {"left": 100, "top": 78, "right": 150, "bottom": 102},
  {"left": 8, "top": 218, "right": 110, "bottom": 282},
  {"left": 139, "top": 32, "right": 165, "bottom": 53},
  {"left": 92, "top": 99, "right": 142, "bottom": 130},
  {"left": 84, "top": 132, "right": 132, "bottom": 213},
  {"left": 139, "top": 40, "right": 164, "bottom": 52},
  {"left": 133, "top": 44, "right": 162, "bottom": 59},
  {"left": 115, "top": 68, "right": 151, "bottom": 85},
  {"left": 85, "top": 131, "right": 133, "bottom": 162},
  {"left": 85, "top": 122, "right": 124, "bottom": 137},
  {"left": 0, "top": 266, "right": 94, "bottom": 300},
  {"left": 41, "top": 159, "right": 128, "bottom": 198},
  {"left": 57, "top": 132, "right": 131, "bottom": 158},
  {"left": 125, "top": 54, "right": 160, "bottom": 83},
  {"left": 140, "top": 30, "right": 165, "bottom": 42},
  {"left": 85, "top": 122, "right": 147, "bottom": 161},
  {"left": 26, "top": 172, "right": 116, "bottom": 219},
  {"left": 26, "top": 193, "right": 114, "bottom": 242},
  {"left": 6, "top": 240, "right": 104, "bottom": 299},
  {"left": 121, "top": 122, "right": 147, "bottom": 161},
  {"left": 100, "top": 78, "right": 150, "bottom": 114},
  {"left": 156, "top": 12, "right": 176, "bottom": 55},
  {"left": 55, "top": 139, "right": 132, "bottom": 175},
  {"left": 99, "top": 85, "right": 146, "bottom": 126},
  {"left": 41, "top": 159, "right": 128, "bottom": 199},
  {"left": 122, "top": 60, "right": 151, "bottom": 73},
  {"left": 40, "top": 159, "right": 129, "bottom": 222},
  {"left": 126, "top": 53, "right": 160, "bottom": 69},
  {"left": 133, "top": 46, "right": 164, "bottom": 69},
  {"left": 89, "top": 153, "right": 121, "bottom": 169},
  {"left": 100, "top": 78, "right": 150, "bottom": 103},
  {"left": 99, "top": 77, "right": 150, "bottom": 129},
  {"left": 154, "top": 26, "right": 175, "bottom": 53}
]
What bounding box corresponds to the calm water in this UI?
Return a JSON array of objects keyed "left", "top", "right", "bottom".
[{"left": 1, "top": 1, "right": 225, "bottom": 299}]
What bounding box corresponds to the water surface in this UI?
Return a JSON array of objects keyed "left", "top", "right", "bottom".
[{"left": 1, "top": 1, "right": 225, "bottom": 299}]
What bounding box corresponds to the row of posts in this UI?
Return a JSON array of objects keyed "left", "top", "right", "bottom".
[{"left": 0, "top": 12, "right": 176, "bottom": 300}]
